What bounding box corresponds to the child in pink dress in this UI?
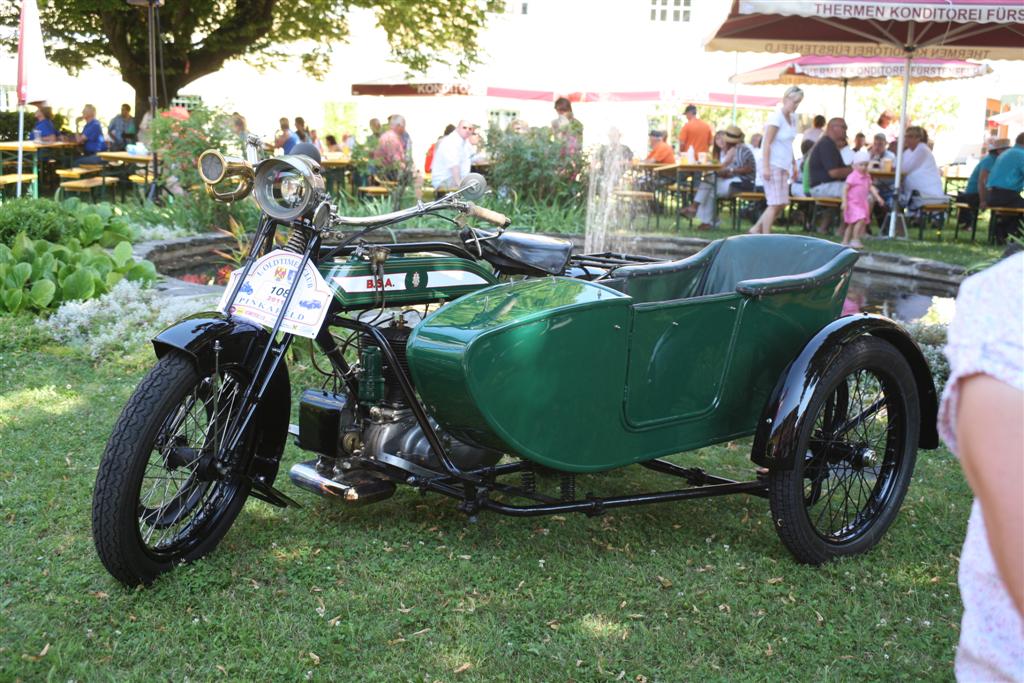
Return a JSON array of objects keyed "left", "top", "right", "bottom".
[{"left": 841, "top": 149, "right": 882, "bottom": 249}]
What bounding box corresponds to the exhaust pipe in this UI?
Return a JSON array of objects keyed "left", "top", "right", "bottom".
[{"left": 288, "top": 460, "right": 396, "bottom": 506}]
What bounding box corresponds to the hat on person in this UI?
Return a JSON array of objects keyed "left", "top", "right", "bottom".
[
  {"left": 852, "top": 149, "right": 871, "bottom": 165},
  {"left": 990, "top": 138, "right": 1011, "bottom": 151},
  {"left": 723, "top": 125, "right": 744, "bottom": 143},
  {"left": 649, "top": 129, "right": 666, "bottom": 139}
]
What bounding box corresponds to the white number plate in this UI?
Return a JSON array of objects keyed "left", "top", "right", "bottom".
[{"left": 217, "top": 250, "right": 333, "bottom": 339}]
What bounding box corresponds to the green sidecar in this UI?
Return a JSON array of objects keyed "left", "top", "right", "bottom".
[{"left": 404, "top": 234, "right": 938, "bottom": 563}]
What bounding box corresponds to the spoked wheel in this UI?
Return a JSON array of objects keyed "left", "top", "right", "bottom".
[
  {"left": 769, "top": 337, "right": 919, "bottom": 564},
  {"left": 92, "top": 352, "right": 253, "bottom": 586}
]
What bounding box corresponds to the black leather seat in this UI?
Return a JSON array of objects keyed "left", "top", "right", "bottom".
[{"left": 470, "top": 230, "right": 573, "bottom": 276}]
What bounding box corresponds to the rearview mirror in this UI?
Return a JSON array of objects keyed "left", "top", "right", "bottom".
[{"left": 458, "top": 173, "right": 487, "bottom": 201}]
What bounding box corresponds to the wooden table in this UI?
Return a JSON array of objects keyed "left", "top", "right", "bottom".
[
  {"left": 98, "top": 151, "right": 153, "bottom": 164},
  {"left": 869, "top": 169, "right": 895, "bottom": 181},
  {"left": 98, "top": 151, "right": 157, "bottom": 200},
  {"left": 0, "top": 141, "right": 81, "bottom": 198},
  {"left": 321, "top": 156, "right": 355, "bottom": 196},
  {"left": 0, "top": 140, "right": 79, "bottom": 153}
]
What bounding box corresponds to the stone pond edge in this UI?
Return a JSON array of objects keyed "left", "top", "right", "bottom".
[{"left": 135, "top": 230, "right": 967, "bottom": 299}]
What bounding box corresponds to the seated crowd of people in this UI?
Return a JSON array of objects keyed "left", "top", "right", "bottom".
[
  {"left": 29, "top": 102, "right": 139, "bottom": 166},
  {"left": 628, "top": 92, "right": 1023, "bottom": 243}
]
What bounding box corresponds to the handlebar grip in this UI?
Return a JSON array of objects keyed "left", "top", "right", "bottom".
[{"left": 467, "top": 202, "right": 511, "bottom": 227}]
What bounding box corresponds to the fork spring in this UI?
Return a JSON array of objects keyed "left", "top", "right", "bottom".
[{"left": 284, "top": 225, "right": 312, "bottom": 254}]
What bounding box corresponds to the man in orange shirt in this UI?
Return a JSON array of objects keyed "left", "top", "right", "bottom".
[
  {"left": 677, "top": 104, "right": 712, "bottom": 157},
  {"left": 645, "top": 130, "right": 676, "bottom": 164}
]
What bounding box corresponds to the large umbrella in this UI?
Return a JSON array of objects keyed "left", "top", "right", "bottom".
[
  {"left": 730, "top": 55, "right": 992, "bottom": 115},
  {"left": 707, "top": 0, "right": 1024, "bottom": 236}
]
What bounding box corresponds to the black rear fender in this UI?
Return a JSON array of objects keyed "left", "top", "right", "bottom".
[
  {"left": 750, "top": 314, "right": 939, "bottom": 471},
  {"left": 151, "top": 312, "right": 291, "bottom": 483}
]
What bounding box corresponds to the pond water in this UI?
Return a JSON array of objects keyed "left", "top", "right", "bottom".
[
  {"left": 849, "top": 270, "right": 958, "bottom": 325},
  {"left": 155, "top": 245, "right": 959, "bottom": 325}
]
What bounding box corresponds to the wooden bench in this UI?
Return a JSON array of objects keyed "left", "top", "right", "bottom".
[
  {"left": 0, "top": 173, "right": 37, "bottom": 200},
  {"left": 728, "top": 191, "right": 766, "bottom": 232},
  {"left": 951, "top": 202, "right": 978, "bottom": 241},
  {"left": 786, "top": 196, "right": 816, "bottom": 232},
  {"left": 56, "top": 167, "right": 100, "bottom": 180},
  {"left": 811, "top": 197, "right": 843, "bottom": 234},
  {"left": 917, "top": 201, "right": 952, "bottom": 241},
  {"left": 0, "top": 173, "right": 36, "bottom": 186},
  {"left": 613, "top": 190, "right": 657, "bottom": 231},
  {"left": 58, "top": 176, "right": 118, "bottom": 201},
  {"left": 989, "top": 206, "right": 1024, "bottom": 244},
  {"left": 357, "top": 185, "right": 390, "bottom": 200}
]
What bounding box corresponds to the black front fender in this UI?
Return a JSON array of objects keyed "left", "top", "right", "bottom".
[
  {"left": 152, "top": 312, "right": 291, "bottom": 483},
  {"left": 750, "top": 314, "right": 939, "bottom": 470}
]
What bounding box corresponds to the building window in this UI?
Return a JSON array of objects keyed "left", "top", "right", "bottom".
[{"left": 650, "top": 0, "right": 690, "bottom": 22}]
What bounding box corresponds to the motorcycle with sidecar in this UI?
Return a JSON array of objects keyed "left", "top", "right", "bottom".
[{"left": 91, "top": 138, "right": 938, "bottom": 586}]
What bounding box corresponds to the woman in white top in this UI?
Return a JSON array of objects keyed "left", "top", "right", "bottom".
[
  {"left": 749, "top": 86, "right": 803, "bottom": 234},
  {"left": 900, "top": 126, "right": 945, "bottom": 211}
]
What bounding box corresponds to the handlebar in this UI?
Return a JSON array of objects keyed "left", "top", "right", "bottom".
[{"left": 466, "top": 203, "right": 511, "bottom": 228}]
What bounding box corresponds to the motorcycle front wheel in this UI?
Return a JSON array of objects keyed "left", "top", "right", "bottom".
[{"left": 92, "top": 351, "right": 253, "bottom": 586}]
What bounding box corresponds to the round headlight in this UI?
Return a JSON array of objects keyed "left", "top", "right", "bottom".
[{"left": 252, "top": 155, "right": 326, "bottom": 222}]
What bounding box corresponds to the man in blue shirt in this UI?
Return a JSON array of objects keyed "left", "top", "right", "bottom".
[
  {"left": 74, "top": 104, "right": 108, "bottom": 165},
  {"left": 275, "top": 118, "right": 298, "bottom": 154},
  {"left": 986, "top": 132, "right": 1024, "bottom": 243},
  {"left": 107, "top": 104, "right": 137, "bottom": 152},
  {"left": 958, "top": 138, "right": 1009, "bottom": 229}
]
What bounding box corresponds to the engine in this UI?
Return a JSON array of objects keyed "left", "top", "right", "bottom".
[{"left": 296, "top": 311, "right": 502, "bottom": 477}]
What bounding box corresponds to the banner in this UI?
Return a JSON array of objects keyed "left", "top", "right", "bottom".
[{"left": 738, "top": 1, "right": 1024, "bottom": 24}]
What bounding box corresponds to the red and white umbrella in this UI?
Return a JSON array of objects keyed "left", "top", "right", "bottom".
[
  {"left": 731, "top": 55, "right": 992, "bottom": 115},
  {"left": 16, "top": 0, "right": 49, "bottom": 197},
  {"left": 707, "top": 0, "right": 1024, "bottom": 236}
]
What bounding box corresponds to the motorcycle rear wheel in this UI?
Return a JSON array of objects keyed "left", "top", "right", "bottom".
[{"left": 92, "top": 351, "right": 252, "bottom": 586}]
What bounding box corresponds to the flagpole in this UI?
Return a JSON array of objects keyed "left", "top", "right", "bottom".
[{"left": 16, "top": 104, "right": 25, "bottom": 198}]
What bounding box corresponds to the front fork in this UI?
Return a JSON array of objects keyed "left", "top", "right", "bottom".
[{"left": 214, "top": 223, "right": 319, "bottom": 477}]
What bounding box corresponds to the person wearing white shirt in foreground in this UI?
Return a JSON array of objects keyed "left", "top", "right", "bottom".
[{"left": 430, "top": 120, "right": 473, "bottom": 191}]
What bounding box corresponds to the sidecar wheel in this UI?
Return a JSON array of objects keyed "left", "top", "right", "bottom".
[
  {"left": 92, "top": 352, "right": 252, "bottom": 586},
  {"left": 768, "top": 336, "right": 919, "bottom": 564}
]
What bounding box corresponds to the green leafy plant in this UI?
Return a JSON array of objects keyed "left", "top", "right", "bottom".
[
  {"left": 148, "top": 105, "right": 238, "bottom": 189},
  {"left": 486, "top": 126, "right": 589, "bottom": 206},
  {"left": 0, "top": 233, "right": 156, "bottom": 315},
  {"left": 0, "top": 198, "right": 140, "bottom": 248}
]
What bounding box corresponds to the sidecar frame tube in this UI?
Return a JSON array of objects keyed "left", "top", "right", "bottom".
[{"left": 418, "top": 476, "right": 769, "bottom": 518}]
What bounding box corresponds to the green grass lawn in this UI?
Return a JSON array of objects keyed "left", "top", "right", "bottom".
[{"left": 1, "top": 313, "right": 970, "bottom": 681}]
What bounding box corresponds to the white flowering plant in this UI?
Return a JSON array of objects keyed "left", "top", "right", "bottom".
[
  {"left": 37, "top": 280, "right": 218, "bottom": 360},
  {"left": 904, "top": 320, "right": 949, "bottom": 389}
]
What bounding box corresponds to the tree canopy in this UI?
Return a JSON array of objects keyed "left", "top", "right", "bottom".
[{"left": 0, "top": 0, "right": 501, "bottom": 117}]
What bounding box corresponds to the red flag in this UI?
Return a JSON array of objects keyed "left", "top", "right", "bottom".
[{"left": 17, "top": 0, "right": 48, "bottom": 105}]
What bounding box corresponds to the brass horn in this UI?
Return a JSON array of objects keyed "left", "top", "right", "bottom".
[{"left": 197, "top": 149, "right": 254, "bottom": 202}]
